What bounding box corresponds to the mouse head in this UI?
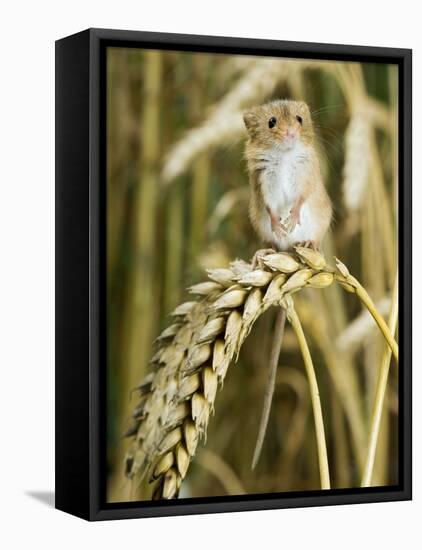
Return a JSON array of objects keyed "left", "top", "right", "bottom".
[{"left": 243, "top": 99, "right": 314, "bottom": 151}]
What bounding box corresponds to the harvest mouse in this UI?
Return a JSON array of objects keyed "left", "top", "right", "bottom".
[
  {"left": 243, "top": 99, "right": 332, "bottom": 469},
  {"left": 244, "top": 99, "right": 332, "bottom": 256}
]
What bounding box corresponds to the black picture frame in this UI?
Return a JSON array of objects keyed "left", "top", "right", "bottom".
[{"left": 55, "top": 28, "right": 412, "bottom": 521}]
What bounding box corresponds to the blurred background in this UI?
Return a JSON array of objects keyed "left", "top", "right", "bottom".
[{"left": 106, "top": 47, "right": 398, "bottom": 502}]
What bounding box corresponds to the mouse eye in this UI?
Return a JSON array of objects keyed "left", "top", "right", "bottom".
[
  {"left": 268, "top": 117, "right": 277, "bottom": 129},
  {"left": 296, "top": 115, "right": 303, "bottom": 125}
]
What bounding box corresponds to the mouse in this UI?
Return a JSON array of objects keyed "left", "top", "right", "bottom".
[
  {"left": 243, "top": 99, "right": 332, "bottom": 469},
  {"left": 244, "top": 99, "right": 332, "bottom": 255}
]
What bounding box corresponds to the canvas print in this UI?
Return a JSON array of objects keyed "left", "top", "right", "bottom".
[{"left": 106, "top": 47, "right": 399, "bottom": 502}]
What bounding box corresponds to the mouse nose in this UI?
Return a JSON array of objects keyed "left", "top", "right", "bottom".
[{"left": 285, "top": 128, "right": 297, "bottom": 140}]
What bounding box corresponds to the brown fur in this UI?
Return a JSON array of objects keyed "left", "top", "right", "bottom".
[{"left": 244, "top": 99, "right": 332, "bottom": 251}]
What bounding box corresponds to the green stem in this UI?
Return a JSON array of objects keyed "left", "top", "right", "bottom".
[{"left": 361, "top": 273, "right": 398, "bottom": 487}]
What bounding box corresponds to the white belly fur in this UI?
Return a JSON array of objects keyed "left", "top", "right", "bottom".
[
  {"left": 266, "top": 151, "right": 300, "bottom": 207},
  {"left": 258, "top": 146, "right": 315, "bottom": 250}
]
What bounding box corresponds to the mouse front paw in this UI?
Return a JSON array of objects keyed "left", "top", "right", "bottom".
[
  {"left": 271, "top": 219, "right": 288, "bottom": 238},
  {"left": 251, "top": 248, "right": 277, "bottom": 269},
  {"left": 279, "top": 211, "right": 298, "bottom": 235},
  {"left": 268, "top": 209, "right": 287, "bottom": 238}
]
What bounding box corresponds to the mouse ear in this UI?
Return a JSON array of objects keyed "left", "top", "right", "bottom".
[
  {"left": 298, "top": 101, "right": 311, "bottom": 116},
  {"left": 243, "top": 110, "right": 259, "bottom": 132}
]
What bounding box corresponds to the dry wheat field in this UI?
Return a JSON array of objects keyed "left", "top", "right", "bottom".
[{"left": 105, "top": 47, "right": 399, "bottom": 502}]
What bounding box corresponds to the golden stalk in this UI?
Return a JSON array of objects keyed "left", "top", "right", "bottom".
[
  {"left": 283, "top": 296, "right": 331, "bottom": 490},
  {"left": 355, "top": 285, "right": 398, "bottom": 362},
  {"left": 335, "top": 259, "right": 398, "bottom": 362},
  {"left": 361, "top": 273, "right": 399, "bottom": 487},
  {"left": 314, "top": 235, "right": 366, "bottom": 477},
  {"left": 296, "top": 292, "right": 367, "bottom": 475}
]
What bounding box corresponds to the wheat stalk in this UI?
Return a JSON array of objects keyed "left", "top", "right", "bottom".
[
  {"left": 282, "top": 294, "right": 331, "bottom": 489},
  {"left": 336, "top": 297, "right": 391, "bottom": 354},
  {"left": 124, "top": 249, "right": 398, "bottom": 499},
  {"left": 334, "top": 258, "right": 398, "bottom": 361},
  {"left": 361, "top": 271, "right": 399, "bottom": 487}
]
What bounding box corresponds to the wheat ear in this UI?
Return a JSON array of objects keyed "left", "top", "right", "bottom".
[{"left": 124, "top": 249, "right": 397, "bottom": 499}]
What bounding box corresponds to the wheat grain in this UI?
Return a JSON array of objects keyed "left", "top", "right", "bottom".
[
  {"left": 295, "top": 246, "right": 327, "bottom": 270},
  {"left": 307, "top": 272, "right": 335, "bottom": 288},
  {"left": 262, "top": 253, "right": 300, "bottom": 273}
]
